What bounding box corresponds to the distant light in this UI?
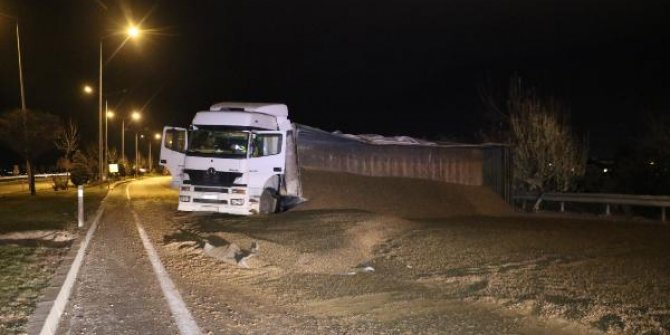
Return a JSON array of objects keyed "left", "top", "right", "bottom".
[
  {"left": 548, "top": 162, "right": 553, "bottom": 167},
  {"left": 83, "top": 85, "right": 94, "bottom": 94},
  {"left": 106, "top": 111, "right": 115, "bottom": 118},
  {"left": 603, "top": 168, "right": 609, "bottom": 173},
  {"left": 131, "top": 111, "right": 141, "bottom": 121},
  {"left": 154, "top": 133, "right": 161, "bottom": 140},
  {"left": 140, "top": 134, "right": 145, "bottom": 139},
  {"left": 127, "top": 26, "right": 141, "bottom": 38},
  {"left": 649, "top": 161, "right": 655, "bottom": 166}
]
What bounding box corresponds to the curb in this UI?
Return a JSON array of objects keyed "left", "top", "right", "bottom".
[{"left": 24, "top": 179, "right": 132, "bottom": 335}]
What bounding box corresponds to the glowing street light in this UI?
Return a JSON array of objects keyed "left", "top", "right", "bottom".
[
  {"left": 97, "top": 25, "right": 143, "bottom": 181},
  {"left": 105, "top": 109, "right": 115, "bottom": 171},
  {"left": 127, "top": 26, "right": 141, "bottom": 38},
  {"left": 121, "top": 110, "right": 142, "bottom": 168},
  {"left": 83, "top": 85, "right": 94, "bottom": 94},
  {"left": 147, "top": 132, "right": 162, "bottom": 173}
]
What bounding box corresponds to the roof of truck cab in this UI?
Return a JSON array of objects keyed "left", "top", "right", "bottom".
[
  {"left": 209, "top": 102, "right": 288, "bottom": 117},
  {"left": 193, "top": 111, "right": 278, "bottom": 130}
]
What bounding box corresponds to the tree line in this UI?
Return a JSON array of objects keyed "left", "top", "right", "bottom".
[{"left": 0, "top": 109, "right": 133, "bottom": 195}]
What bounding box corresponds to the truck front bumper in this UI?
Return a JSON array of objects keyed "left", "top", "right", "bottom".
[{"left": 177, "top": 185, "right": 261, "bottom": 215}]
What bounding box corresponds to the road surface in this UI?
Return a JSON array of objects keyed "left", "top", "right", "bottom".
[{"left": 55, "top": 177, "right": 596, "bottom": 335}]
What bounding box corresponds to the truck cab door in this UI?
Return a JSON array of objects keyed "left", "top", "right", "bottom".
[
  {"left": 247, "top": 131, "right": 286, "bottom": 195},
  {"left": 160, "top": 126, "right": 188, "bottom": 187}
]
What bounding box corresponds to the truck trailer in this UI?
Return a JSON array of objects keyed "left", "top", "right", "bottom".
[{"left": 160, "top": 102, "right": 511, "bottom": 215}]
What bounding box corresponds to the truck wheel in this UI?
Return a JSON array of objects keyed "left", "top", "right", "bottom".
[{"left": 259, "top": 188, "right": 278, "bottom": 214}]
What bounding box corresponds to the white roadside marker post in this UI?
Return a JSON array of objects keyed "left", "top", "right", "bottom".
[{"left": 78, "top": 185, "right": 84, "bottom": 228}]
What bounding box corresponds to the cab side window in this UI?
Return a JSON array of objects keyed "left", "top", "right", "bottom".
[
  {"left": 251, "top": 134, "right": 282, "bottom": 157},
  {"left": 164, "top": 129, "right": 187, "bottom": 153}
]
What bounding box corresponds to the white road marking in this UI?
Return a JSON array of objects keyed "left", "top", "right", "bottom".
[
  {"left": 39, "top": 198, "right": 106, "bottom": 335},
  {"left": 127, "top": 183, "right": 202, "bottom": 335}
]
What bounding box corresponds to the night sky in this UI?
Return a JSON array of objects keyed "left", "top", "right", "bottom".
[{"left": 1, "top": 0, "right": 669, "bottom": 168}]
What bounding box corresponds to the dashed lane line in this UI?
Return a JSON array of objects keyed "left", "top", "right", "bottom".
[{"left": 126, "top": 183, "right": 202, "bottom": 335}]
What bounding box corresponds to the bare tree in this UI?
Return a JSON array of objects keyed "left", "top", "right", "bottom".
[
  {"left": 480, "top": 75, "right": 587, "bottom": 203},
  {"left": 0, "top": 109, "right": 62, "bottom": 195},
  {"left": 54, "top": 119, "right": 79, "bottom": 180},
  {"left": 55, "top": 119, "right": 79, "bottom": 159},
  {"left": 508, "top": 77, "right": 587, "bottom": 195},
  {"left": 107, "top": 147, "right": 119, "bottom": 163}
]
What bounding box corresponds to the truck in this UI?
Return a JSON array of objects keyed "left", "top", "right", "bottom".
[
  {"left": 160, "top": 102, "right": 512, "bottom": 215},
  {"left": 160, "top": 102, "right": 302, "bottom": 215}
]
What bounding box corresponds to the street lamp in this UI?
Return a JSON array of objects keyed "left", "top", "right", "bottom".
[
  {"left": 120, "top": 110, "right": 141, "bottom": 167},
  {"left": 83, "top": 85, "right": 127, "bottom": 173},
  {"left": 106, "top": 109, "right": 114, "bottom": 169},
  {"left": 149, "top": 133, "right": 161, "bottom": 173},
  {"left": 127, "top": 25, "right": 141, "bottom": 38},
  {"left": 97, "top": 26, "right": 142, "bottom": 181},
  {"left": 123, "top": 111, "right": 142, "bottom": 177},
  {"left": 1, "top": 13, "right": 32, "bottom": 194}
]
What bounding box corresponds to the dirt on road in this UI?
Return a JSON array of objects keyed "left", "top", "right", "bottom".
[
  {"left": 52, "top": 173, "right": 670, "bottom": 334},
  {"left": 131, "top": 171, "right": 669, "bottom": 335}
]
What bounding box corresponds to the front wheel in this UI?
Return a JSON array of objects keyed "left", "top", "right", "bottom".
[{"left": 259, "top": 188, "right": 278, "bottom": 214}]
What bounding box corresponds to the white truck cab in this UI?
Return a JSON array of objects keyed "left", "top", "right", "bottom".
[{"left": 160, "top": 102, "right": 294, "bottom": 215}]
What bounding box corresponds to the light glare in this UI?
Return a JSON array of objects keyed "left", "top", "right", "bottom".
[{"left": 127, "top": 26, "right": 141, "bottom": 38}]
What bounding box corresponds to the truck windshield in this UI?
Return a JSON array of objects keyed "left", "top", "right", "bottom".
[{"left": 187, "top": 129, "right": 249, "bottom": 158}]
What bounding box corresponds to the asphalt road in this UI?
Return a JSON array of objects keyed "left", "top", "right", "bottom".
[{"left": 54, "top": 177, "right": 598, "bottom": 335}]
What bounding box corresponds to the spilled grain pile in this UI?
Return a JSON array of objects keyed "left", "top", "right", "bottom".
[{"left": 294, "top": 169, "right": 512, "bottom": 218}]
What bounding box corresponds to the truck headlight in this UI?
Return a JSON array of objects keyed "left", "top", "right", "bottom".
[
  {"left": 179, "top": 196, "right": 190, "bottom": 202},
  {"left": 230, "top": 199, "right": 245, "bottom": 206},
  {"left": 181, "top": 186, "right": 191, "bottom": 191}
]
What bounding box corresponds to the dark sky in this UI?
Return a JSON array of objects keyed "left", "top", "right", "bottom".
[{"left": 1, "top": 0, "right": 669, "bottom": 168}]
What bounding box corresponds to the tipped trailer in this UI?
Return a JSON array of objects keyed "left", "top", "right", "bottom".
[{"left": 160, "top": 102, "right": 511, "bottom": 215}]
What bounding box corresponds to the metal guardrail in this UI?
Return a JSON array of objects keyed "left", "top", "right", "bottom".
[
  {"left": 0, "top": 173, "right": 68, "bottom": 182},
  {"left": 514, "top": 192, "right": 670, "bottom": 222}
]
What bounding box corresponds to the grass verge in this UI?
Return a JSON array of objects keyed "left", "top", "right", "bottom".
[
  {"left": 0, "top": 183, "right": 108, "bottom": 334},
  {"left": 0, "top": 184, "right": 108, "bottom": 233}
]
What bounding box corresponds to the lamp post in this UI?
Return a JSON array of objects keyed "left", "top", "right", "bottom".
[
  {"left": 97, "top": 26, "right": 141, "bottom": 181},
  {"left": 106, "top": 108, "right": 114, "bottom": 169},
  {"left": 135, "top": 131, "right": 139, "bottom": 177},
  {"left": 150, "top": 133, "right": 161, "bottom": 173},
  {"left": 121, "top": 111, "right": 142, "bottom": 166},
  {"left": 1, "top": 13, "right": 33, "bottom": 195},
  {"left": 125, "top": 111, "right": 141, "bottom": 177},
  {"left": 83, "top": 87, "right": 122, "bottom": 173}
]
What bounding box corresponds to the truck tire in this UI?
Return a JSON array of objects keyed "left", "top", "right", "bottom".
[{"left": 260, "top": 188, "right": 278, "bottom": 214}]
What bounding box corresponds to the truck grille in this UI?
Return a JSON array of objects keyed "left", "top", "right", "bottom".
[
  {"left": 194, "top": 187, "right": 228, "bottom": 193},
  {"left": 194, "top": 199, "right": 228, "bottom": 204},
  {"left": 184, "top": 169, "right": 242, "bottom": 186}
]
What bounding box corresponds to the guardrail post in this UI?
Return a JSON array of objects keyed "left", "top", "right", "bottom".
[
  {"left": 78, "top": 185, "right": 84, "bottom": 228},
  {"left": 662, "top": 207, "right": 666, "bottom": 222},
  {"left": 560, "top": 201, "right": 565, "bottom": 213},
  {"left": 605, "top": 204, "right": 611, "bottom": 216}
]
